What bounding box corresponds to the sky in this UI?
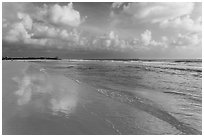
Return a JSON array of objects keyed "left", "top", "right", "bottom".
[{"left": 2, "top": 2, "right": 202, "bottom": 59}]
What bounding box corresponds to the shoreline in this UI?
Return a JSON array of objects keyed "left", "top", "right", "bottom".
[
  {"left": 2, "top": 61, "right": 201, "bottom": 135},
  {"left": 2, "top": 58, "right": 202, "bottom": 62}
]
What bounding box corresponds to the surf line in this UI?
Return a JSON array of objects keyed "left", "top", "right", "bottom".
[{"left": 105, "top": 119, "right": 122, "bottom": 135}]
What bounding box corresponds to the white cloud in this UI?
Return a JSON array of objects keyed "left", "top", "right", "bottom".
[
  {"left": 135, "top": 30, "right": 201, "bottom": 49},
  {"left": 3, "top": 12, "right": 33, "bottom": 42},
  {"left": 4, "top": 20, "right": 88, "bottom": 49},
  {"left": 161, "top": 36, "right": 168, "bottom": 42},
  {"left": 32, "top": 23, "right": 85, "bottom": 46},
  {"left": 41, "top": 3, "right": 81, "bottom": 27},
  {"left": 137, "top": 30, "right": 200, "bottom": 49},
  {"left": 32, "top": 24, "right": 61, "bottom": 38},
  {"left": 112, "top": 2, "right": 124, "bottom": 8},
  {"left": 3, "top": 6, "right": 85, "bottom": 48},
  {"left": 4, "top": 22, "right": 31, "bottom": 42},
  {"left": 139, "top": 29, "right": 167, "bottom": 48},
  {"left": 2, "top": 2, "right": 202, "bottom": 58},
  {"left": 2, "top": 2, "right": 88, "bottom": 50},
  {"left": 92, "top": 31, "right": 131, "bottom": 51},
  {"left": 122, "top": 3, "right": 194, "bottom": 23},
  {"left": 91, "top": 30, "right": 168, "bottom": 51},
  {"left": 160, "top": 15, "right": 201, "bottom": 32},
  {"left": 171, "top": 33, "right": 201, "bottom": 47},
  {"left": 17, "top": 12, "right": 33, "bottom": 30},
  {"left": 85, "top": 29, "right": 170, "bottom": 52},
  {"left": 141, "top": 29, "right": 152, "bottom": 46},
  {"left": 3, "top": 12, "right": 48, "bottom": 46}
]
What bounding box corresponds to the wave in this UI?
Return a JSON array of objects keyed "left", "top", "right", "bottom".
[
  {"left": 151, "top": 66, "right": 202, "bottom": 73},
  {"left": 163, "top": 91, "right": 201, "bottom": 102},
  {"left": 127, "top": 64, "right": 201, "bottom": 73},
  {"left": 60, "top": 59, "right": 201, "bottom": 63}
]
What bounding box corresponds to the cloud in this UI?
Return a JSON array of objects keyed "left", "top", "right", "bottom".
[
  {"left": 171, "top": 33, "right": 201, "bottom": 47},
  {"left": 160, "top": 15, "right": 202, "bottom": 32},
  {"left": 136, "top": 30, "right": 201, "bottom": 49},
  {"left": 138, "top": 29, "right": 167, "bottom": 48},
  {"left": 17, "top": 12, "right": 33, "bottom": 30},
  {"left": 110, "top": 2, "right": 200, "bottom": 33},
  {"left": 32, "top": 23, "right": 81, "bottom": 43},
  {"left": 42, "top": 3, "right": 82, "bottom": 27},
  {"left": 109, "top": 2, "right": 201, "bottom": 51},
  {"left": 112, "top": 2, "right": 124, "bottom": 8},
  {"left": 32, "top": 25, "right": 89, "bottom": 49},
  {"left": 91, "top": 30, "right": 169, "bottom": 52},
  {"left": 141, "top": 29, "right": 152, "bottom": 46},
  {"left": 2, "top": 2, "right": 201, "bottom": 59},
  {"left": 92, "top": 31, "right": 131, "bottom": 51},
  {"left": 4, "top": 21, "right": 32, "bottom": 42},
  {"left": 137, "top": 30, "right": 201, "bottom": 49},
  {"left": 121, "top": 2, "right": 194, "bottom": 23},
  {"left": 3, "top": 12, "right": 48, "bottom": 46},
  {"left": 3, "top": 2, "right": 86, "bottom": 49}
]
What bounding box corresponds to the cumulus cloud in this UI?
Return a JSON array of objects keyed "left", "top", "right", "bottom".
[
  {"left": 4, "top": 22, "right": 32, "bottom": 42},
  {"left": 109, "top": 2, "right": 201, "bottom": 51},
  {"left": 160, "top": 15, "right": 202, "bottom": 32},
  {"left": 141, "top": 30, "right": 152, "bottom": 46},
  {"left": 161, "top": 36, "right": 168, "bottom": 42},
  {"left": 110, "top": 2, "right": 200, "bottom": 33},
  {"left": 3, "top": 12, "right": 48, "bottom": 46},
  {"left": 17, "top": 12, "right": 33, "bottom": 30},
  {"left": 140, "top": 31, "right": 201, "bottom": 49},
  {"left": 171, "top": 33, "right": 201, "bottom": 47},
  {"left": 32, "top": 23, "right": 81, "bottom": 43},
  {"left": 121, "top": 2, "right": 194, "bottom": 23},
  {"left": 42, "top": 3, "right": 82, "bottom": 27},
  {"left": 112, "top": 2, "right": 124, "bottom": 8},
  {"left": 3, "top": 3, "right": 84, "bottom": 46},
  {"left": 136, "top": 30, "right": 200, "bottom": 49},
  {"left": 91, "top": 30, "right": 168, "bottom": 52},
  {"left": 2, "top": 2, "right": 202, "bottom": 58},
  {"left": 91, "top": 31, "right": 131, "bottom": 51},
  {"left": 138, "top": 29, "right": 167, "bottom": 48},
  {"left": 3, "top": 2, "right": 87, "bottom": 49}
]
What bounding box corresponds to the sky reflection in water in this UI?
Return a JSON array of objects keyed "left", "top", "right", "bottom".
[{"left": 13, "top": 64, "right": 79, "bottom": 116}]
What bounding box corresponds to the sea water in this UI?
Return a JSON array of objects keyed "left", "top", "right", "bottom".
[
  {"left": 40, "top": 59, "right": 202, "bottom": 133},
  {"left": 2, "top": 59, "right": 202, "bottom": 134}
]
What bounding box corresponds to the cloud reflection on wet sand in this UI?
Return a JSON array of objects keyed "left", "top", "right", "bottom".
[{"left": 13, "top": 63, "right": 79, "bottom": 116}]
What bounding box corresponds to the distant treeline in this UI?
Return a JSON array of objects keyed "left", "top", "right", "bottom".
[
  {"left": 2, "top": 57, "right": 201, "bottom": 63},
  {"left": 2, "top": 57, "right": 60, "bottom": 60}
]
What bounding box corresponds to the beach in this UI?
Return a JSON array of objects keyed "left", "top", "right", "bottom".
[{"left": 2, "top": 60, "right": 202, "bottom": 135}]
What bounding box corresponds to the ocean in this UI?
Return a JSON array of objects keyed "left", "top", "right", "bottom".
[{"left": 2, "top": 59, "right": 202, "bottom": 134}]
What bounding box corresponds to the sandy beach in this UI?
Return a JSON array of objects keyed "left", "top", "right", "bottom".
[
  {"left": 2, "top": 2, "right": 202, "bottom": 135},
  {"left": 2, "top": 60, "right": 201, "bottom": 135}
]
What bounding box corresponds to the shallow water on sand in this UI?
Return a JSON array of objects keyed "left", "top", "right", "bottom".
[{"left": 2, "top": 60, "right": 202, "bottom": 134}]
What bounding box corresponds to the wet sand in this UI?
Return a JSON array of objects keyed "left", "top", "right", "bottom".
[{"left": 2, "top": 61, "right": 201, "bottom": 135}]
